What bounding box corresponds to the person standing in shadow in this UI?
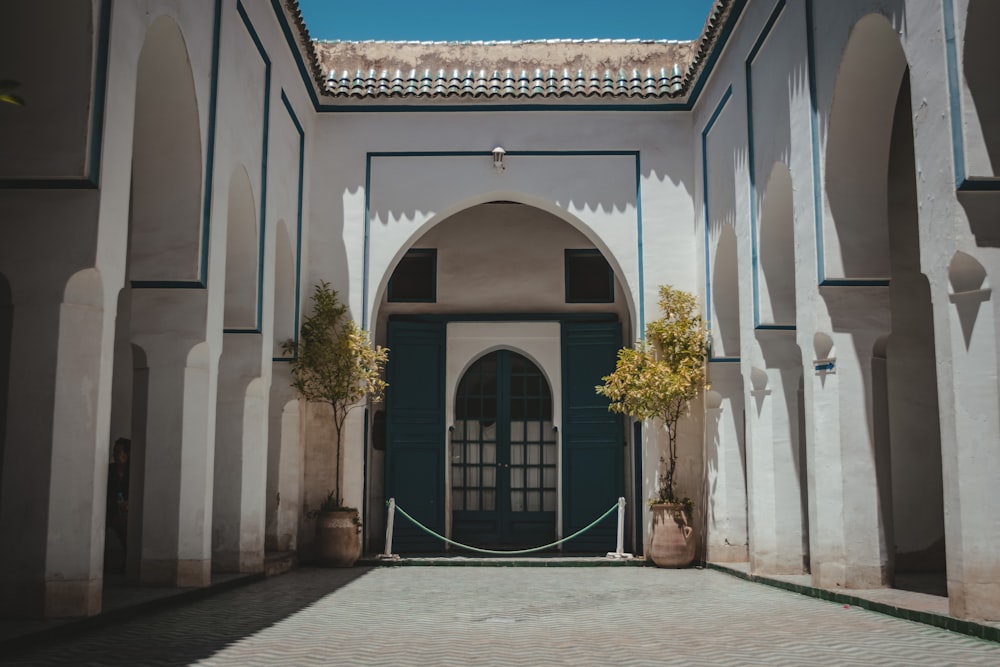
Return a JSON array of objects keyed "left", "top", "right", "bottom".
[{"left": 106, "top": 437, "right": 131, "bottom": 571}]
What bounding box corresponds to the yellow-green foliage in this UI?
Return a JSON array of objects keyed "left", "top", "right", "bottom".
[
  {"left": 596, "top": 285, "right": 707, "bottom": 502},
  {"left": 283, "top": 281, "right": 388, "bottom": 507}
]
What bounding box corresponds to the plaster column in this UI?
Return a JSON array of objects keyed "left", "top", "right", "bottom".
[
  {"left": 703, "top": 362, "right": 748, "bottom": 563},
  {"left": 807, "top": 289, "right": 890, "bottom": 589},
  {"left": 745, "top": 333, "right": 807, "bottom": 575},
  {"left": 131, "top": 287, "right": 214, "bottom": 587},
  {"left": 42, "top": 269, "right": 115, "bottom": 617},
  {"left": 265, "top": 362, "right": 300, "bottom": 553},
  {"left": 212, "top": 333, "right": 266, "bottom": 573},
  {"left": 942, "top": 254, "right": 1000, "bottom": 620}
]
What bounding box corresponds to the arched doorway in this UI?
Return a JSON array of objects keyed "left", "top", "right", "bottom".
[{"left": 451, "top": 350, "right": 557, "bottom": 548}]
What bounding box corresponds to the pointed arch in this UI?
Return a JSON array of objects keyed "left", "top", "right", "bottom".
[
  {"left": 712, "top": 225, "right": 740, "bottom": 358},
  {"left": 224, "top": 165, "right": 259, "bottom": 330},
  {"left": 824, "top": 13, "right": 907, "bottom": 280},
  {"left": 272, "top": 220, "right": 296, "bottom": 357},
  {"left": 758, "top": 163, "right": 796, "bottom": 325},
  {"left": 130, "top": 16, "right": 203, "bottom": 283}
]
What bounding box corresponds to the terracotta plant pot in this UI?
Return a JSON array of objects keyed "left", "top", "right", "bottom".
[
  {"left": 315, "top": 509, "right": 361, "bottom": 567},
  {"left": 648, "top": 502, "right": 696, "bottom": 567}
]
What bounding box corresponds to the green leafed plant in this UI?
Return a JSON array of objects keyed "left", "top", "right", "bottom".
[
  {"left": 596, "top": 285, "right": 707, "bottom": 504},
  {"left": 282, "top": 281, "right": 388, "bottom": 510}
]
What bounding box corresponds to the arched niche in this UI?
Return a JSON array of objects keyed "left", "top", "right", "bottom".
[
  {"left": 758, "top": 163, "right": 796, "bottom": 326},
  {"left": 223, "top": 166, "right": 259, "bottom": 330},
  {"left": 964, "top": 0, "right": 1000, "bottom": 175},
  {"left": 824, "top": 13, "right": 907, "bottom": 280},
  {"left": 272, "top": 220, "right": 296, "bottom": 357},
  {"left": 711, "top": 225, "right": 740, "bottom": 358},
  {"left": 130, "top": 16, "right": 203, "bottom": 283}
]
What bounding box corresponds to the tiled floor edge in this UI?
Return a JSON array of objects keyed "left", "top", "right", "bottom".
[{"left": 705, "top": 562, "right": 1000, "bottom": 644}]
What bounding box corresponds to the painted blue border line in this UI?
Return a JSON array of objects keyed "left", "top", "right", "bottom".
[
  {"left": 200, "top": 0, "right": 224, "bottom": 288},
  {"left": 362, "top": 151, "right": 644, "bottom": 333},
  {"left": 746, "top": 0, "right": 786, "bottom": 329},
  {"left": 635, "top": 153, "right": 645, "bottom": 333},
  {"left": 223, "top": 0, "right": 274, "bottom": 335},
  {"left": 269, "top": 0, "right": 321, "bottom": 109},
  {"left": 237, "top": 0, "right": 272, "bottom": 333},
  {"left": 805, "top": 0, "right": 825, "bottom": 286},
  {"left": 273, "top": 90, "right": 306, "bottom": 362},
  {"left": 701, "top": 86, "right": 733, "bottom": 363},
  {"left": 87, "top": 0, "right": 113, "bottom": 186},
  {"left": 0, "top": 0, "right": 112, "bottom": 190}
]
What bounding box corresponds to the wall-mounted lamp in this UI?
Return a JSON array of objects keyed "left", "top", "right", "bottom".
[{"left": 492, "top": 146, "right": 506, "bottom": 173}]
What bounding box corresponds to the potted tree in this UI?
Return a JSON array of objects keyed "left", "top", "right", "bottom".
[
  {"left": 283, "top": 281, "right": 388, "bottom": 567},
  {"left": 597, "top": 285, "right": 707, "bottom": 567}
]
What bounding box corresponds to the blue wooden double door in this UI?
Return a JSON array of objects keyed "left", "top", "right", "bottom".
[{"left": 385, "top": 318, "right": 624, "bottom": 553}]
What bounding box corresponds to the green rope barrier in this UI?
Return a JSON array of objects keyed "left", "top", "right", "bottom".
[{"left": 389, "top": 501, "right": 620, "bottom": 555}]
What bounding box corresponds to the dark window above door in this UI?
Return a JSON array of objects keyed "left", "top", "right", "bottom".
[
  {"left": 388, "top": 248, "right": 437, "bottom": 302},
  {"left": 565, "top": 249, "right": 614, "bottom": 303}
]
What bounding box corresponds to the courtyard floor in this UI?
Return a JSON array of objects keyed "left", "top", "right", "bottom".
[{"left": 2, "top": 565, "right": 1000, "bottom": 666}]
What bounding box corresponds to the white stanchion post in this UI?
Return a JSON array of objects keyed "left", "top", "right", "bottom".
[
  {"left": 379, "top": 497, "right": 399, "bottom": 560},
  {"left": 606, "top": 496, "right": 634, "bottom": 560}
]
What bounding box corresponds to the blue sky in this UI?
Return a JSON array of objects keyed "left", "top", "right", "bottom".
[{"left": 297, "top": 0, "right": 719, "bottom": 42}]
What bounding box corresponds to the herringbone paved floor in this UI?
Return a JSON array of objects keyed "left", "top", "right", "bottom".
[{"left": 3, "top": 566, "right": 999, "bottom": 666}]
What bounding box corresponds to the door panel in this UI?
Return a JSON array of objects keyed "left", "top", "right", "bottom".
[
  {"left": 562, "top": 321, "right": 623, "bottom": 552},
  {"left": 386, "top": 320, "right": 446, "bottom": 552}
]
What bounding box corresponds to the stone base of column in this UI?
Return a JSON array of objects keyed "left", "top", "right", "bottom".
[
  {"left": 751, "top": 553, "right": 808, "bottom": 576},
  {"left": 140, "top": 558, "right": 211, "bottom": 587},
  {"left": 44, "top": 577, "right": 101, "bottom": 617},
  {"left": 705, "top": 543, "right": 748, "bottom": 563},
  {"left": 949, "top": 575, "right": 1000, "bottom": 621},
  {"left": 812, "top": 561, "right": 887, "bottom": 589},
  {"left": 212, "top": 549, "right": 264, "bottom": 574}
]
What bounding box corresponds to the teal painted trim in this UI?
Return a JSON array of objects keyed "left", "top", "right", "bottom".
[
  {"left": 269, "top": 0, "right": 322, "bottom": 109},
  {"left": 819, "top": 279, "right": 890, "bottom": 287},
  {"left": 0, "top": 0, "right": 113, "bottom": 190},
  {"left": 0, "top": 179, "right": 97, "bottom": 190},
  {"left": 634, "top": 154, "right": 645, "bottom": 333},
  {"left": 223, "top": 328, "right": 263, "bottom": 334},
  {"left": 272, "top": 357, "right": 293, "bottom": 362},
  {"left": 130, "top": 280, "right": 205, "bottom": 289},
  {"left": 746, "top": 0, "right": 786, "bottom": 329},
  {"left": 362, "top": 406, "right": 370, "bottom": 547},
  {"left": 701, "top": 86, "right": 734, "bottom": 343},
  {"left": 958, "top": 178, "right": 1000, "bottom": 191},
  {"left": 280, "top": 90, "right": 305, "bottom": 354},
  {"left": 237, "top": 0, "right": 272, "bottom": 333},
  {"left": 805, "top": 0, "right": 826, "bottom": 286},
  {"left": 87, "top": 0, "right": 113, "bottom": 186},
  {"left": 364, "top": 150, "right": 642, "bottom": 332},
  {"left": 709, "top": 356, "right": 741, "bottom": 363},
  {"left": 632, "top": 420, "right": 643, "bottom": 555},
  {"left": 362, "top": 154, "right": 373, "bottom": 330},
  {"left": 200, "top": 0, "right": 224, "bottom": 287},
  {"left": 942, "top": 0, "right": 966, "bottom": 188},
  {"left": 755, "top": 324, "right": 795, "bottom": 331},
  {"left": 564, "top": 249, "right": 614, "bottom": 304},
  {"left": 388, "top": 313, "right": 619, "bottom": 324}
]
